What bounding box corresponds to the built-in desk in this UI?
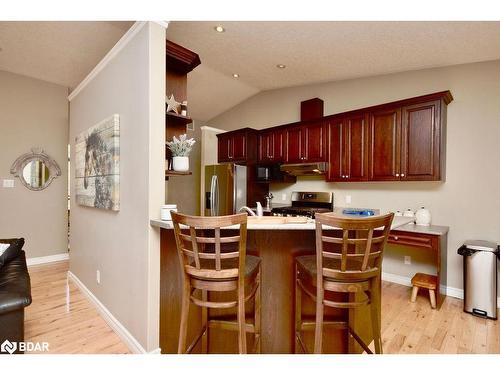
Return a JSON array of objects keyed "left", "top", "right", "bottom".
[{"left": 387, "top": 223, "right": 449, "bottom": 308}]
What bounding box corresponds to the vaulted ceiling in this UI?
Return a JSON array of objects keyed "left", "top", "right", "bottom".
[
  {"left": 0, "top": 21, "right": 133, "bottom": 89},
  {"left": 166, "top": 21, "right": 500, "bottom": 121}
]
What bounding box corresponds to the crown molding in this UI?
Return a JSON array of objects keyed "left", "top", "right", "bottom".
[{"left": 68, "top": 21, "right": 148, "bottom": 102}]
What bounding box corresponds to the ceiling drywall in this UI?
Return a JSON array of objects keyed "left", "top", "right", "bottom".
[
  {"left": 0, "top": 21, "right": 133, "bottom": 89},
  {"left": 166, "top": 21, "right": 500, "bottom": 121}
]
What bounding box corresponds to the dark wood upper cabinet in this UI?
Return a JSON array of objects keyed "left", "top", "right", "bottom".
[
  {"left": 217, "top": 128, "right": 258, "bottom": 164},
  {"left": 218, "top": 91, "right": 452, "bottom": 182},
  {"left": 327, "top": 118, "right": 343, "bottom": 181},
  {"left": 285, "top": 125, "right": 304, "bottom": 163},
  {"left": 401, "top": 100, "right": 442, "bottom": 181},
  {"left": 343, "top": 114, "right": 369, "bottom": 181},
  {"left": 369, "top": 107, "right": 402, "bottom": 181},
  {"left": 284, "top": 121, "right": 326, "bottom": 163},
  {"left": 327, "top": 114, "right": 368, "bottom": 182},
  {"left": 304, "top": 121, "right": 327, "bottom": 162},
  {"left": 258, "top": 129, "right": 284, "bottom": 163}
]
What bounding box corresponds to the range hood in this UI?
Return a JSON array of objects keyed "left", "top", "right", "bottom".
[{"left": 280, "top": 162, "right": 327, "bottom": 176}]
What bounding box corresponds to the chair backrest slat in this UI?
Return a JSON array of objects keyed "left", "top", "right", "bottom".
[
  {"left": 171, "top": 212, "right": 248, "bottom": 280},
  {"left": 314, "top": 212, "right": 394, "bottom": 281},
  {"left": 189, "top": 227, "right": 201, "bottom": 269},
  {"left": 215, "top": 228, "right": 221, "bottom": 271}
]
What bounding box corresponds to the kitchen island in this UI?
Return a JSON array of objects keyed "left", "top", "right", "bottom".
[{"left": 151, "top": 215, "right": 423, "bottom": 354}]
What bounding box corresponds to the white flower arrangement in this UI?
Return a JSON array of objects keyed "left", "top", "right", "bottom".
[{"left": 166, "top": 134, "right": 196, "bottom": 157}]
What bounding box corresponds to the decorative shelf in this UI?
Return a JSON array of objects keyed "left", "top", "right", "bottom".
[{"left": 166, "top": 111, "right": 192, "bottom": 126}]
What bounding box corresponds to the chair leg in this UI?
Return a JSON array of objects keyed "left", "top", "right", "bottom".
[
  {"left": 237, "top": 283, "right": 247, "bottom": 354},
  {"left": 254, "top": 267, "right": 262, "bottom": 354},
  {"left": 313, "top": 286, "right": 324, "bottom": 354},
  {"left": 201, "top": 290, "right": 208, "bottom": 354},
  {"left": 294, "top": 264, "right": 302, "bottom": 354},
  {"left": 370, "top": 277, "right": 383, "bottom": 354},
  {"left": 411, "top": 286, "right": 419, "bottom": 303},
  {"left": 178, "top": 280, "right": 191, "bottom": 354},
  {"left": 429, "top": 289, "right": 437, "bottom": 309}
]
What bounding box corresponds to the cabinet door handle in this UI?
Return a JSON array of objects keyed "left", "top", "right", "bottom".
[
  {"left": 395, "top": 173, "right": 400, "bottom": 177},
  {"left": 394, "top": 236, "right": 399, "bottom": 240},
  {"left": 401, "top": 173, "right": 405, "bottom": 177}
]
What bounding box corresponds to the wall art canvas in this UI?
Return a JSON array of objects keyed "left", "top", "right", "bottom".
[{"left": 75, "top": 114, "right": 120, "bottom": 211}]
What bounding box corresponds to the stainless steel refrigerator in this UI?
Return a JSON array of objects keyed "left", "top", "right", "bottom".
[{"left": 204, "top": 164, "right": 247, "bottom": 216}]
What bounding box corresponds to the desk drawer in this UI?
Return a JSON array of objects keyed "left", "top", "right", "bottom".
[{"left": 388, "top": 232, "right": 433, "bottom": 249}]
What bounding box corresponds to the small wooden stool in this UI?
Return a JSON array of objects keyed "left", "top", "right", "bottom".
[{"left": 411, "top": 273, "right": 437, "bottom": 309}]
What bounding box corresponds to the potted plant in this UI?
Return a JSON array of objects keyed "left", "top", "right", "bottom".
[{"left": 166, "top": 134, "right": 196, "bottom": 172}]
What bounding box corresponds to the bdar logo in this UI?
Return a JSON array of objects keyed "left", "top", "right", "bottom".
[{"left": 1, "top": 339, "right": 17, "bottom": 354}]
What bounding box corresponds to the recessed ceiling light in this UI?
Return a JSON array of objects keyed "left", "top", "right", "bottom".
[
  {"left": 214, "top": 25, "right": 225, "bottom": 33},
  {"left": 232, "top": 73, "right": 240, "bottom": 78},
  {"left": 276, "top": 64, "right": 286, "bottom": 69}
]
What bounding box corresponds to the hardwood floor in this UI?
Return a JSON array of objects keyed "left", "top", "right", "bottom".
[
  {"left": 23, "top": 261, "right": 499, "bottom": 354},
  {"left": 380, "top": 280, "right": 499, "bottom": 354},
  {"left": 25, "top": 261, "right": 130, "bottom": 354}
]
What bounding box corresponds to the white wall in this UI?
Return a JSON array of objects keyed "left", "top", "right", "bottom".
[
  {"left": 0, "top": 70, "right": 68, "bottom": 259},
  {"left": 209, "top": 59, "right": 500, "bottom": 293},
  {"left": 68, "top": 22, "right": 165, "bottom": 352}
]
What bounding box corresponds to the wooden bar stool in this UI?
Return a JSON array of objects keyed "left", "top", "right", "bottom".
[
  {"left": 294, "top": 212, "right": 394, "bottom": 354},
  {"left": 411, "top": 273, "right": 437, "bottom": 309},
  {"left": 171, "top": 212, "right": 261, "bottom": 354}
]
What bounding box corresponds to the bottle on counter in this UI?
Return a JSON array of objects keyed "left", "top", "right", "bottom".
[
  {"left": 415, "top": 207, "right": 432, "bottom": 226},
  {"left": 403, "top": 208, "right": 415, "bottom": 219}
]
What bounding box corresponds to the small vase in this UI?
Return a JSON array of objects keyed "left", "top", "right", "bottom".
[{"left": 172, "top": 156, "right": 189, "bottom": 172}]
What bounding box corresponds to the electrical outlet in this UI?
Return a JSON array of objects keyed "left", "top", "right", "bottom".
[
  {"left": 404, "top": 256, "right": 411, "bottom": 265},
  {"left": 345, "top": 195, "right": 352, "bottom": 204},
  {"left": 281, "top": 193, "right": 287, "bottom": 201},
  {"left": 96, "top": 270, "right": 101, "bottom": 284},
  {"left": 2, "top": 179, "right": 14, "bottom": 188}
]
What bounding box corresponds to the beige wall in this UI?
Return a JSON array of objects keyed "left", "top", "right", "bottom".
[
  {"left": 209, "top": 60, "right": 500, "bottom": 293},
  {"left": 69, "top": 22, "right": 165, "bottom": 352},
  {"left": 166, "top": 122, "right": 202, "bottom": 215},
  {"left": 0, "top": 70, "right": 68, "bottom": 259}
]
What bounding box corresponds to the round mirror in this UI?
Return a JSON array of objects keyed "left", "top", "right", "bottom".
[
  {"left": 21, "top": 159, "right": 51, "bottom": 189},
  {"left": 10, "top": 148, "right": 61, "bottom": 191}
]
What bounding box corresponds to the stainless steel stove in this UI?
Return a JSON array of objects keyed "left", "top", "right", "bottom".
[{"left": 271, "top": 192, "right": 334, "bottom": 219}]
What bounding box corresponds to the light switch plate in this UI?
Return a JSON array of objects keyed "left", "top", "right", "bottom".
[
  {"left": 345, "top": 195, "right": 352, "bottom": 204},
  {"left": 2, "top": 179, "right": 14, "bottom": 188}
]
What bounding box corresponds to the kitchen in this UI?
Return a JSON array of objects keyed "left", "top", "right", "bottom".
[{"left": 154, "top": 21, "right": 500, "bottom": 354}]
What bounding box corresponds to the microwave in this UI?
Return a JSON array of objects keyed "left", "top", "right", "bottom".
[
  {"left": 256, "top": 166, "right": 270, "bottom": 181},
  {"left": 256, "top": 164, "right": 283, "bottom": 181}
]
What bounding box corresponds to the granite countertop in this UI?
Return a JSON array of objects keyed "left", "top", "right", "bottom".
[{"left": 150, "top": 215, "right": 417, "bottom": 231}]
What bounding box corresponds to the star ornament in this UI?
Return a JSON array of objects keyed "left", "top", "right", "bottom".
[{"left": 166, "top": 94, "right": 181, "bottom": 114}]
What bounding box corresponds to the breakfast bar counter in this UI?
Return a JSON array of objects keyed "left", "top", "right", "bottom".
[{"left": 151, "top": 215, "right": 426, "bottom": 354}]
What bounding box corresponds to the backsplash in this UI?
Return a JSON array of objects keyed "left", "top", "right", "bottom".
[{"left": 269, "top": 176, "right": 443, "bottom": 216}]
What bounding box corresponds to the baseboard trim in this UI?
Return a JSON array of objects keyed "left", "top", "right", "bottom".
[
  {"left": 67, "top": 271, "right": 151, "bottom": 354},
  {"left": 381, "top": 271, "right": 500, "bottom": 306},
  {"left": 27, "top": 253, "right": 69, "bottom": 266}
]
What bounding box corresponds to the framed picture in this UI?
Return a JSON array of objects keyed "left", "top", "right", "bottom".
[{"left": 75, "top": 114, "right": 120, "bottom": 211}]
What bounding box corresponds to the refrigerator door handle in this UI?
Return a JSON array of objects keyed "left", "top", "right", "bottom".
[
  {"left": 210, "top": 175, "right": 216, "bottom": 216},
  {"left": 214, "top": 175, "right": 220, "bottom": 216}
]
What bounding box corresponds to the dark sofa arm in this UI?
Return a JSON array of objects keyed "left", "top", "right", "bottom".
[{"left": 0, "top": 251, "right": 32, "bottom": 315}]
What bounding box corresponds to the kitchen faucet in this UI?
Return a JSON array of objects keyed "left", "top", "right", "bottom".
[{"left": 239, "top": 206, "right": 257, "bottom": 216}]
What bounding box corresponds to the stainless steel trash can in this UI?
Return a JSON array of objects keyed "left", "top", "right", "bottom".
[{"left": 458, "top": 240, "right": 499, "bottom": 319}]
